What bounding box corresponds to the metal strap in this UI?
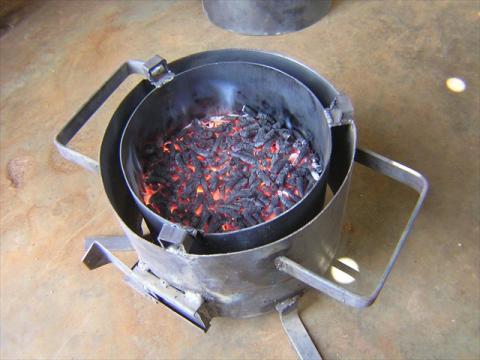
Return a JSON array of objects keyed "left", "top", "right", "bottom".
[{"left": 276, "top": 298, "right": 322, "bottom": 360}]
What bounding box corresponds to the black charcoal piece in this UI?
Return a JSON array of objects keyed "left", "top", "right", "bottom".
[
  {"left": 296, "top": 176, "right": 305, "bottom": 197},
  {"left": 271, "top": 158, "right": 288, "bottom": 175},
  {"left": 279, "top": 193, "right": 295, "bottom": 209},
  {"left": 275, "top": 164, "right": 291, "bottom": 186},
  {"left": 231, "top": 152, "right": 256, "bottom": 165},
  {"left": 242, "top": 212, "right": 257, "bottom": 227},
  {"left": 242, "top": 104, "right": 257, "bottom": 117}
]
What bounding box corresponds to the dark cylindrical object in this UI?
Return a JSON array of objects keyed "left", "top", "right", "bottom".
[{"left": 120, "top": 62, "right": 332, "bottom": 254}]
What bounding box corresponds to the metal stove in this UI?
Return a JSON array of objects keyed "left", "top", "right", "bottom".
[{"left": 54, "top": 49, "right": 428, "bottom": 359}]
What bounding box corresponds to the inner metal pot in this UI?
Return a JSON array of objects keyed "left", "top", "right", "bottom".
[{"left": 120, "top": 61, "right": 332, "bottom": 254}]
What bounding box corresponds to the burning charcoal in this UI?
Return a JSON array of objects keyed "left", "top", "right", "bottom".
[
  {"left": 248, "top": 171, "right": 257, "bottom": 186},
  {"left": 156, "top": 137, "right": 165, "bottom": 148},
  {"left": 271, "top": 194, "right": 280, "bottom": 207},
  {"left": 211, "top": 136, "right": 222, "bottom": 153},
  {"left": 238, "top": 197, "right": 264, "bottom": 209},
  {"left": 191, "top": 215, "right": 200, "bottom": 228},
  {"left": 233, "top": 178, "right": 248, "bottom": 191},
  {"left": 256, "top": 194, "right": 270, "bottom": 206},
  {"left": 282, "top": 189, "right": 300, "bottom": 202},
  {"left": 253, "top": 128, "right": 265, "bottom": 144},
  {"left": 272, "top": 207, "right": 282, "bottom": 216},
  {"left": 142, "top": 143, "right": 157, "bottom": 157},
  {"left": 262, "top": 137, "right": 275, "bottom": 152},
  {"left": 140, "top": 106, "right": 321, "bottom": 233},
  {"left": 294, "top": 145, "right": 309, "bottom": 166},
  {"left": 145, "top": 173, "right": 167, "bottom": 185},
  {"left": 193, "top": 118, "right": 208, "bottom": 131},
  {"left": 209, "top": 173, "right": 218, "bottom": 191},
  {"left": 263, "top": 129, "right": 276, "bottom": 143},
  {"left": 242, "top": 211, "right": 257, "bottom": 227},
  {"left": 225, "top": 173, "right": 243, "bottom": 187},
  {"left": 191, "top": 155, "right": 202, "bottom": 172},
  {"left": 271, "top": 158, "right": 288, "bottom": 175},
  {"left": 175, "top": 153, "right": 188, "bottom": 172},
  {"left": 219, "top": 206, "right": 240, "bottom": 220},
  {"left": 256, "top": 170, "right": 272, "bottom": 186},
  {"left": 272, "top": 121, "right": 282, "bottom": 129},
  {"left": 239, "top": 129, "right": 256, "bottom": 138},
  {"left": 279, "top": 129, "right": 294, "bottom": 140},
  {"left": 208, "top": 215, "right": 222, "bottom": 233},
  {"left": 228, "top": 188, "right": 253, "bottom": 201},
  {"left": 191, "top": 143, "right": 210, "bottom": 157},
  {"left": 291, "top": 129, "right": 304, "bottom": 141},
  {"left": 231, "top": 142, "right": 245, "bottom": 152},
  {"left": 248, "top": 178, "right": 261, "bottom": 191},
  {"left": 242, "top": 104, "right": 257, "bottom": 117},
  {"left": 231, "top": 152, "right": 256, "bottom": 165},
  {"left": 199, "top": 211, "right": 211, "bottom": 229},
  {"left": 244, "top": 123, "right": 260, "bottom": 132},
  {"left": 279, "top": 192, "right": 295, "bottom": 209},
  {"left": 296, "top": 176, "right": 305, "bottom": 197},
  {"left": 250, "top": 211, "right": 263, "bottom": 223},
  {"left": 310, "top": 169, "right": 321, "bottom": 181},
  {"left": 275, "top": 164, "right": 291, "bottom": 186}
]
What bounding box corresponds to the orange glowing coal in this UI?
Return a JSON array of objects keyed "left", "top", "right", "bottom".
[
  {"left": 143, "top": 186, "right": 156, "bottom": 205},
  {"left": 212, "top": 189, "right": 222, "bottom": 201}
]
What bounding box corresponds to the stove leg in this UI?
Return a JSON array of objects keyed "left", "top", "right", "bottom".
[
  {"left": 276, "top": 297, "right": 322, "bottom": 360},
  {"left": 84, "top": 235, "right": 133, "bottom": 252}
]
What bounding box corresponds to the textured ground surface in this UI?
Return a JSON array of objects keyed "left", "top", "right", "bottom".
[{"left": 1, "top": 1, "right": 479, "bottom": 359}]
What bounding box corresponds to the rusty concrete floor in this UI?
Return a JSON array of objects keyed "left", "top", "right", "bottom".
[{"left": 0, "top": 0, "right": 479, "bottom": 359}]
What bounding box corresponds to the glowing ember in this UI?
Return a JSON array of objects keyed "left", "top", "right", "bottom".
[{"left": 140, "top": 105, "right": 322, "bottom": 233}]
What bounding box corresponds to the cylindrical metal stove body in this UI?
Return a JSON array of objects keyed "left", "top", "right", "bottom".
[{"left": 99, "top": 50, "right": 356, "bottom": 318}]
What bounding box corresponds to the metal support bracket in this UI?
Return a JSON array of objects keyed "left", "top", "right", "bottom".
[
  {"left": 84, "top": 235, "right": 134, "bottom": 252},
  {"left": 82, "top": 240, "right": 211, "bottom": 331},
  {"left": 276, "top": 297, "right": 322, "bottom": 360},
  {"left": 324, "top": 93, "right": 354, "bottom": 127},
  {"left": 158, "top": 223, "right": 197, "bottom": 252}
]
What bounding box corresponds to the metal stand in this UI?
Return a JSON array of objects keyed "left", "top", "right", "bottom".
[
  {"left": 276, "top": 297, "right": 322, "bottom": 360},
  {"left": 82, "top": 236, "right": 211, "bottom": 331}
]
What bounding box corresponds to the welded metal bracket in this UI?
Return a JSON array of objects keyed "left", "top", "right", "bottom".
[
  {"left": 84, "top": 235, "right": 134, "bottom": 252},
  {"left": 324, "top": 93, "right": 354, "bottom": 127},
  {"left": 276, "top": 297, "right": 322, "bottom": 360},
  {"left": 82, "top": 239, "right": 211, "bottom": 331},
  {"left": 158, "top": 223, "right": 197, "bottom": 252},
  {"left": 142, "top": 55, "right": 175, "bottom": 88}
]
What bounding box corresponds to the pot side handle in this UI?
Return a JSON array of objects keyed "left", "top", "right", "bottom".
[
  {"left": 275, "top": 148, "right": 429, "bottom": 308},
  {"left": 54, "top": 55, "right": 174, "bottom": 174}
]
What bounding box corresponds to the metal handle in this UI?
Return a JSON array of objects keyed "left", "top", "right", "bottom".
[
  {"left": 54, "top": 55, "right": 174, "bottom": 173},
  {"left": 82, "top": 237, "right": 210, "bottom": 330},
  {"left": 275, "top": 148, "right": 429, "bottom": 308}
]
